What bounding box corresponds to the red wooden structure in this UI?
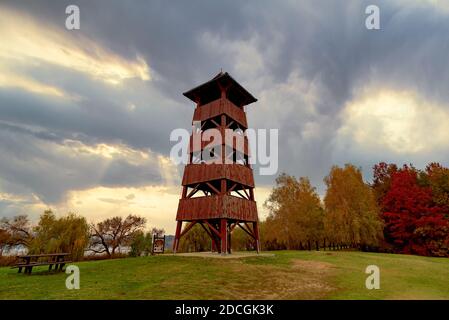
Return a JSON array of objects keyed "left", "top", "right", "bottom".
[{"left": 173, "top": 72, "right": 260, "bottom": 254}]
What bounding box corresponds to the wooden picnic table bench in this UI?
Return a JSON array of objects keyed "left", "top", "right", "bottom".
[{"left": 11, "top": 253, "right": 71, "bottom": 274}]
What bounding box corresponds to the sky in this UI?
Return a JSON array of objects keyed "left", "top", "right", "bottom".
[{"left": 1, "top": 0, "right": 449, "bottom": 233}]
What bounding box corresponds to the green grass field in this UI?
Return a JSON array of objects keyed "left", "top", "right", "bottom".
[{"left": 1, "top": 251, "right": 449, "bottom": 300}]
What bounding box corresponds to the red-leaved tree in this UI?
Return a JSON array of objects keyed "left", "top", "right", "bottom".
[{"left": 382, "top": 168, "right": 449, "bottom": 256}]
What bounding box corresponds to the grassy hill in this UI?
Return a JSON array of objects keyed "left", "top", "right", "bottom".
[{"left": 1, "top": 251, "right": 449, "bottom": 300}]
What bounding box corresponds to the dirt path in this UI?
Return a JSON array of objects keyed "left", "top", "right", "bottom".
[{"left": 222, "top": 258, "right": 337, "bottom": 299}]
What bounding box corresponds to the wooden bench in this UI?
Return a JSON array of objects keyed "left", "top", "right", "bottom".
[{"left": 11, "top": 253, "right": 71, "bottom": 274}]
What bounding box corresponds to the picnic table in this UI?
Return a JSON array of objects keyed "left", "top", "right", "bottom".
[{"left": 12, "top": 253, "right": 71, "bottom": 274}]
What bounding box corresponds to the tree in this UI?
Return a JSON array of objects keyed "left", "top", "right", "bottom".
[
  {"left": 89, "top": 214, "right": 146, "bottom": 257},
  {"left": 297, "top": 177, "right": 325, "bottom": 249},
  {"left": 324, "top": 164, "right": 383, "bottom": 249},
  {"left": 0, "top": 215, "right": 32, "bottom": 248},
  {"left": 129, "top": 231, "right": 152, "bottom": 257},
  {"left": 178, "top": 224, "right": 211, "bottom": 252},
  {"left": 29, "top": 210, "right": 89, "bottom": 261},
  {"left": 231, "top": 227, "right": 256, "bottom": 251},
  {"left": 382, "top": 167, "right": 449, "bottom": 256},
  {"left": 372, "top": 162, "right": 398, "bottom": 204},
  {"left": 264, "top": 174, "right": 324, "bottom": 250},
  {"left": 150, "top": 227, "right": 165, "bottom": 237},
  {"left": 0, "top": 228, "right": 9, "bottom": 256},
  {"left": 421, "top": 163, "right": 449, "bottom": 209},
  {"left": 259, "top": 219, "right": 286, "bottom": 250}
]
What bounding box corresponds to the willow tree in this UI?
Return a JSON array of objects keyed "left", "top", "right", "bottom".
[
  {"left": 264, "top": 173, "right": 324, "bottom": 250},
  {"left": 178, "top": 224, "right": 210, "bottom": 253},
  {"left": 324, "top": 164, "right": 383, "bottom": 249},
  {"left": 30, "top": 210, "right": 89, "bottom": 261}
]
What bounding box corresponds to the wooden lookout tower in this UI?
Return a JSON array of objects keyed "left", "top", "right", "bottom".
[{"left": 173, "top": 72, "right": 260, "bottom": 254}]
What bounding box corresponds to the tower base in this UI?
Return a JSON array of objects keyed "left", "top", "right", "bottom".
[{"left": 172, "top": 219, "right": 260, "bottom": 255}]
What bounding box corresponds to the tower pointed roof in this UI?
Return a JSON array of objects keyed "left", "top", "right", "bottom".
[{"left": 183, "top": 71, "right": 257, "bottom": 107}]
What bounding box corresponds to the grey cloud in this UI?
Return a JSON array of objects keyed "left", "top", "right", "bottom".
[{"left": 0, "top": 123, "right": 164, "bottom": 203}]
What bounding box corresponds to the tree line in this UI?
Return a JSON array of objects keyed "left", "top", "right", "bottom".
[
  {"left": 0, "top": 210, "right": 163, "bottom": 261},
  {"left": 2, "top": 161, "right": 447, "bottom": 259},
  {"left": 160, "top": 162, "right": 449, "bottom": 257},
  {"left": 255, "top": 162, "right": 449, "bottom": 257},
  {"left": 259, "top": 164, "right": 383, "bottom": 252},
  {"left": 171, "top": 164, "right": 384, "bottom": 253}
]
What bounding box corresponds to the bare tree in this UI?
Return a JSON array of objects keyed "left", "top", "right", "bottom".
[
  {"left": 0, "top": 228, "right": 9, "bottom": 256},
  {"left": 88, "top": 215, "right": 146, "bottom": 257},
  {"left": 0, "top": 215, "right": 32, "bottom": 249},
  {"left": 151, "top": 227, "right": 165, "bottom": 237}
]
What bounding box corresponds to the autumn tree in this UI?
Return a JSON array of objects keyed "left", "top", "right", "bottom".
[
  {"left": 324, "top": 164, "right": 383, "bottom": 249},
  {"left": 382, "top": 168, "right": 449, "bottom": 256},
  {"left": 29, "top": 210, "right": 89, "bottom": 261},
  {"left": 372, "top": 162, "right": 398, "bottom": 204},
  {"left": 89, "top": 214, "right": 146, "bottom": 257},
  {"left": 0, "top": 228, "right": 9, "bottom": 256},
  {"left": 0, "top": 215, "right": 32, "bottom": 248},
  {"left": 298, "top": 178, "right": 325, "bottom": 249},
  {"left": 264, "top": 173, "right": 324, "bottom": 250},
  {"left": 261, "top": 216, "right": 286, "bottom": 250},
  {"left": 420, "top": 163, "right": 449, "bottom": 209},
  {"left": 231, "top": 227, "right": 257, "bottom": 251}
]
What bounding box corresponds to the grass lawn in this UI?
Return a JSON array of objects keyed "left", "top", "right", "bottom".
[{"left": 1, "top": 250, "right": 449, "bottom": 300}]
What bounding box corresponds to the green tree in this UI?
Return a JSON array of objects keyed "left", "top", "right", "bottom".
[
  {"left": 129, "top": 231, "right": 152, "bottom": 257},
  {"left": 29, "top": 210, "right": 89, "bottom": 261},
  {"left": 324, "top": 164, "right": 383, "bottom": 249},
  {"left": 178, "top": 224, "right": 211, "bottom": 252}
]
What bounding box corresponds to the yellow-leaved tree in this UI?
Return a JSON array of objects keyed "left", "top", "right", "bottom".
[
  {"left": 263, "top": 173, "right": 324, "bottom": 250},
  {"left": 324, "top": 164, "right": 383, "bottom": 249},
  {"left": 29, "top": 210, "right": 89, "bottom": 261}
]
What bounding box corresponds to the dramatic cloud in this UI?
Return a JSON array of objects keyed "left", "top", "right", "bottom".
[
  {"left": 0, "top": 122, "right": 177, "bottom": 203},
  {"left": 0, "top": 6, "right": 150, "bottom": 86},
  {"left": 337, "top": 89, "right": 449, "bottom": 154},
  {"left": 0, "top": 0, "right": 448, "bottom": 232}
]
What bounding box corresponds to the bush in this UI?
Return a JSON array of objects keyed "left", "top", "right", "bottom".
[
  {"left": 129, "top": 231, "right": 152, "bottom": 257},
  {"left": 0, "top": 256, "right": 17, "bottom": 267}
]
